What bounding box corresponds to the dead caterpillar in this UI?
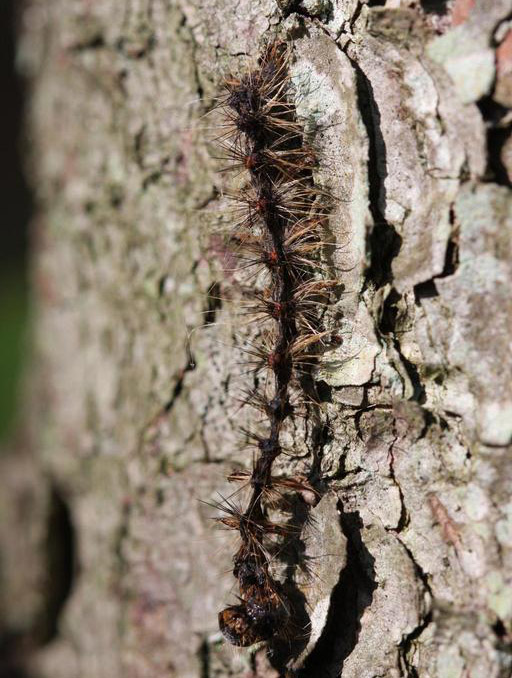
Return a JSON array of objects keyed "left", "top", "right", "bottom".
[{"left": 212, "top": 41, "right": 333, "bottom": 648}]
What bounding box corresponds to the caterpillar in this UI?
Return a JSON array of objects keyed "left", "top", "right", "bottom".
[{"left": 212, "top": 40, "right": 334, "bottom": 648}]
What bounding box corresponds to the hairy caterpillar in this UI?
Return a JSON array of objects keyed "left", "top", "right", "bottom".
[{"left": 211, "top": 40, "right": 334, "bottom": 648}]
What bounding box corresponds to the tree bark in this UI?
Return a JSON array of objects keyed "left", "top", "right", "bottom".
[{"left": 1, "top": 1, "right": 511, "bottom": 677}]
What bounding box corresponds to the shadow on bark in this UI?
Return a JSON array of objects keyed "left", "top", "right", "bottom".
[
  {"left": 268, "top": 505, "right": 376, "bottom": 677},
  {"left": 0, "top": 486, "right": 76, "bottom": 677},
  {"left": 294, "top": 506, "right": 377, "bottom": 678}
]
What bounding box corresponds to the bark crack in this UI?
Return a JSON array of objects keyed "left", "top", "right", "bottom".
[
  {"left": 396, "top": 537, "right": 433, "bottom": 678},
  {"left": 294, "top": 505, "right": 377, "bottom": 678}
]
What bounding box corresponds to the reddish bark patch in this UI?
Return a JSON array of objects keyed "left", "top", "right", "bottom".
[
  {"left": 496, "top": 30, "right": 512, "bottom": 107},
  {"left": 497, "top": 30, "right": 512, "bottom": 75},
  {"left": 451, "top": 0, "right": 475, "bottom": 26}
]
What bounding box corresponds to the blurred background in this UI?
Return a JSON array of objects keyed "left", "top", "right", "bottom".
[{"left": 0, "top": 0, "right": 32, "bottom": 446}]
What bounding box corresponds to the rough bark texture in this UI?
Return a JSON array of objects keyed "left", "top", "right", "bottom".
[{"left": 1, "top": 0, "right": 512, "bottom": 677}]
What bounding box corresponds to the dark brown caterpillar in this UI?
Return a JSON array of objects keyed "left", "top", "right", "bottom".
[{"left": 213, "top": 41, "right": 332, "bottom": 647}]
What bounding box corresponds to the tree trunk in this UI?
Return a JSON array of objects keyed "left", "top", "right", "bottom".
[{"left": 1, "top": 1, "right": 511, "bottom": 677}]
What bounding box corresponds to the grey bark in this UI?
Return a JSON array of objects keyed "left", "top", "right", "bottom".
[{"left": 1, "top": 1, "right": 511, "bottom": 677}]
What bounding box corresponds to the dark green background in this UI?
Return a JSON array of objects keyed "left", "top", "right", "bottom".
[{"left": 0, "top": 1, "right": 31, "bottom": 443}]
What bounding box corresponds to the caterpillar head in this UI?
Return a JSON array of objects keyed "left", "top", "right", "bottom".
[{"left": 218, "top": 594, "right": 289, "bottom": 647}]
